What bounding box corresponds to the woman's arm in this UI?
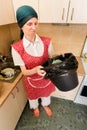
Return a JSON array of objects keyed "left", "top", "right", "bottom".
[
  {"left": 12, "top": 47, "right": 46, "bottom": 76},
  {"left": 20, "top": 65, "right": 46, "bottom": 76},
  {"left": 48, "top": 41, "right": 55, "bottom": 58},
  {"left": 11, "top": 47, "right": 25, "bottom": 66}
]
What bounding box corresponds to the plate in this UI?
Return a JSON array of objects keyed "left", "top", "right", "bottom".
[{"left": 0, "top": 68, "right": 15, "bottom": 80}]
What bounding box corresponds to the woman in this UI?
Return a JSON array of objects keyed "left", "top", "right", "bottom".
[{"left": 12, "top": 5, "right": 56, "bottom": 118}]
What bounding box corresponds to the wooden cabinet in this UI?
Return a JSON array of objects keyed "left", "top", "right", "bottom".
[
  {"left": 0, "top": 0, "right": 15, "bottom": 25},
  {"left": 0, "top": 78, "right": 27, "bottom": 130},
  {"left": 12, "top": 0, "right": 38, "bottom": 22}
]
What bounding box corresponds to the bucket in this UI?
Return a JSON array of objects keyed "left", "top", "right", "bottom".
[{"left": 50, "top": 70, "right": 78, "bottom": 91}]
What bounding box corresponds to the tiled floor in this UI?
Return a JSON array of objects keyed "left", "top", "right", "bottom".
[{"left": 15, "top": 97, "right": 87, "bottom": 130}]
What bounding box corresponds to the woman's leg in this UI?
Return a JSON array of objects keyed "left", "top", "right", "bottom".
[
  {"left": 41, "top": 96, "right": 51, "bottom": 106},
  {"left": 41, "top": 96, "right": 53, "bottom": 117},
  {"left": 29, "top": 99, "right": 39, "bottom": 109},
  {"left": 29, "top": 99, "right": 40, "bottom": 117}
]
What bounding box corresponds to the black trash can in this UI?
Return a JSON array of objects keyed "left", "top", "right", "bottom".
[
  {"left": 50, "top": 70, "right": 78, "bottom": 91},
  {"left": 42, "top": 53, "right": 79, "bottom": 91}
]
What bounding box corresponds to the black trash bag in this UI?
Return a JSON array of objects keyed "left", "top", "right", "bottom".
[{"left": 42, "top": 53, "right": 79, "bottom": 91}]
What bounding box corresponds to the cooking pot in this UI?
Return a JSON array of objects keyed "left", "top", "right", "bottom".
[{"left": 42, "top": 53, "right": 79, "bottom": 91}]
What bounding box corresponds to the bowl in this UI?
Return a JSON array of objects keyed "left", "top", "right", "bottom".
[{"left": 0, "top": 62, "right": 21, "bottom": 82}]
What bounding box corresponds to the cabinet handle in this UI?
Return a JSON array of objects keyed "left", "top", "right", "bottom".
[
  {"left": 66, "top": 0, "right": 71, "bottom": 22},
  {"left": 62, "top": 8, "right": 65, "bottom": 20},
  {"left": 11, "top": 92, "right": 15, "bottom": 99},
  {"left": 71, "top": 8, "right": 74, "bottom": 20},
  {"left": 16, "top": 87, "right": 19, "bottom": 93}
]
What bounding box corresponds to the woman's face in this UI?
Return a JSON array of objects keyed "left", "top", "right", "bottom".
[{"left": 22, "top": 17, "right": 38, "bottom": 38}]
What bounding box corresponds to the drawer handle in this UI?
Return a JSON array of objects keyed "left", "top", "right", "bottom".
[
  {"left": 11, "top": 92, "right": 15, "bottom": 99},
  {"left": 16, "top": 87, "right": 19, "bottom": 92}
]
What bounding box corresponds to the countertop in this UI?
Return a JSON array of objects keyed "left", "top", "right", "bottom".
[
  {"left": 0, "top": 72, "right": 23, "bottom": 107},
  {"left": 76, "top": 57, "right": 85, "bottom": 76},
  {"left": 0, "top": 57, "right": 85, "bottom": 107}
]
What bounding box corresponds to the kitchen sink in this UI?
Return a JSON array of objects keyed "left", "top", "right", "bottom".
[{"left": 0, "top": 61, "right": 21, "bottom": 83}]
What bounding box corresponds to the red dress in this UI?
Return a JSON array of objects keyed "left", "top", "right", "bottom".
[{"left": 12, "top": 36, "right": 56, "bottom": 100}]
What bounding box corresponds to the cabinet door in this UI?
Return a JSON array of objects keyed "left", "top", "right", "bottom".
[
  {"left": 53, "top": 0, "right": 70, "bottom": 23},
  {"left": 12, "top": 0, "right": 38, "bottom": 21},
  {"left": 0, "top": 92, "right": 20, "bottom": 130},
  {"left": 68, "top": 0, "right": 87, "bottom": 23},
  {"left": 0, "top": 0, "right": 15, "bottom": 25},
  {"left": 39, "top": 0, "right": 70, "bottom": 23},
  {"left": 39, "top": 0, "right": 55, "bottom": 23},
  {"left": 15, "top": 78, "right": 27, "bottom": 112},
  {"left": 51, "top": 76, "right": 83, "bottom": 101}
]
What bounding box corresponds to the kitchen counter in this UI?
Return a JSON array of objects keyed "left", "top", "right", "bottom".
[
  {"left": 76, "top": 57, "right": 85, "bottom": 76},
  {"left": 0, "top": 57, "right": 85, "bottom": 107},
  {"left": 0, "top": 72, "right": 23, "bottom": 107}
]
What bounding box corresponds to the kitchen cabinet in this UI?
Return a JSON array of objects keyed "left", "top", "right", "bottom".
[
  {"left": 68, "top": 0, "right": 87, "bottom": 23},
  {"left": 0, "top": 0, "right": 87, "bottom": 25},
  {"left": 0, "top": 91, "right": 20, "bottom": 130},
  {"left": 0, "top": 0, "right": 15, "bottom": 25},
  {"left": 0, "top": 78, "right": 27, "bottom": 130},
  {"left": 12, "top": 0, "right": 87, "bottom": 24},
  {"left": 12, "top": 0, "right": 38, "bottom": 22},
  {"left": 38, "top": 0, "right": 55, "bottom": 23},
  {"left": 53, "top": 0, "right": 87, "bottom": 24},
  {"left": 51, "top": 76, "right": 84, "bottom": 101},
  {"left": 39, "top": 0, "right": 87, "bottom": 24},
  {"left": 52, "top": 0, "right": 69, "bottom": 23},
  {"left": 15, "top": 78, "right": 27, "bottom": 112},
  {"left": 38, "top": 0, "right": 70, "bottom": 23},
  {"left": 12, "top": 0, "right": 68, "bottom": 23}
]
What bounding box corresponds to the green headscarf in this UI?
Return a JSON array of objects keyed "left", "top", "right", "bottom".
[
  {"left": 16, "top": 5, "right": 38, "bottom": 28},
  {"left": 16, "top": 5, "right": 38, "bottom": 39}
]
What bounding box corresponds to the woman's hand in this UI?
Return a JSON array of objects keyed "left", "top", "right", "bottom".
[{"left": 35, "top": 66, "right": 46, "bottom": 76}]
